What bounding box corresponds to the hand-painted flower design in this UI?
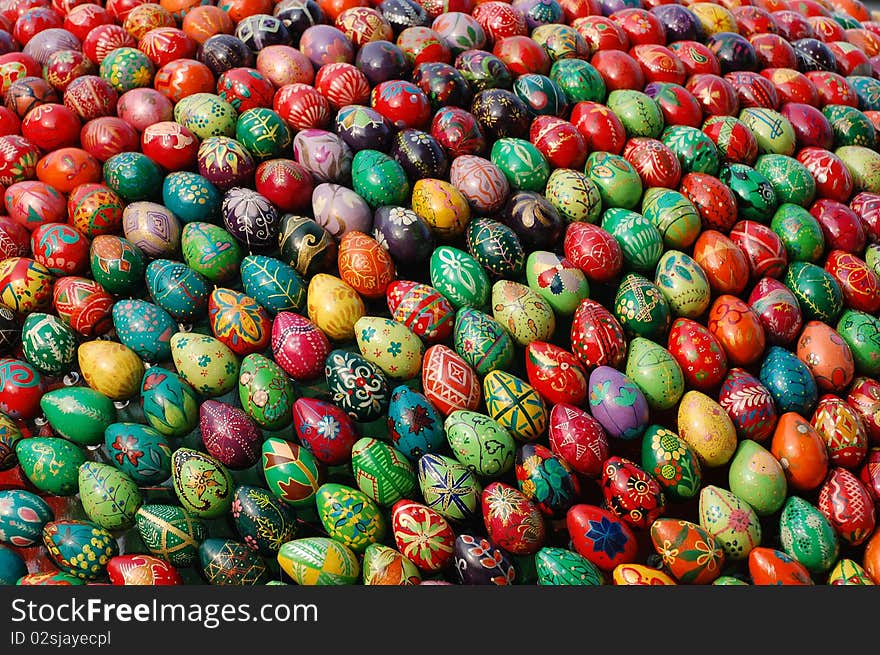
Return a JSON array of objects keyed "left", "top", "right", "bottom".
[
  {"left": 112, "top": 435, "right": 144, "bottom": 467},
  {"left": 585, "top": 516, "right": 629, "bottom": 559}
]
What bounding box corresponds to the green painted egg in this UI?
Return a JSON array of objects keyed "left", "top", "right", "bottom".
[
  {"left": 453, "top": 307, "right": 515, "bottom": 376},
  {"left": 719, "top": 163, "right": 778, "bottom": 222},
  {"left": 836, "top": 145, "right": 880, "bottom": 193},
  {"left": 235, "top": 108, "right": 291, "bottom": 159},
  {"left": 351, "top": 149, "right": 410, "bottom": 208},
  {"left": 417, "top": 453, "right": 482, "bottom": 522},
  {"left": 626, "top": 338, "right": 684, "bottom": 411},
  {"left": 584, "top": 151, "right": 643, "bottom": 209},
  {"left": 355, "top": 316, "right": 424, "bottom": 380},
  {"left": 16, "top": 437, "right": 84, "bottom": 495},
  {"left": 824, "top": 104, "right": 876, "bottom": 147},
  {"left": 40, "top": 386, "right": 116, "bottom": 446},
  {"left": 170, "top": 332, "right": 239, "bottom": 397},
  {"left": 316, "top": 483, "right": 386, "bottom": 553},
  {"left": 727, "top": 439, "right": 787, "bottom": 516},
  {"left": 601, "top": 208, "right": 664, "bottom": 274},
  {"left": 78, "top": 461, "right": 142, "bottom": 531},
  {"left": 613, "top": 273, "right": 671, "bottom": 342},
  {"left": 21, "top": 313, "right": 76, "bottom": 375},
  {"left": 784, "top": 261, "right": 843, "bottom": 323},
  {"left": 837, "top": 309, "right": 880, "bottom": 376},
  {"left": 174, "top": 93, "right": 237, "bottom": 139},
  {"left": 240, "top": 255, "right": 306, "bottom": 315},
  {"left": 89, "top": 235, "right": 146, "bottom": 295},
  {"left": 739, "top": 108, "right": 796, "bottom": 156},
  {"left": 698, "top": 485, "right": 761, "bottom": 561},
  {"left": 262, "top": 437, "right": 325, "bottom": 508},
  {"left": 661, "top": 125, "right": 721, "bottom": 175},
  {"left": 866, "top": 243, "right": 880, "bottom": 277},
  {"left": 640, "top": 425, "right": 701, "bottom": 501},
  {"left": 607, "top": 89, "right": 664, "bottom": 138},
  {"left": 42, "top": 520, "right": 118, "bottom": 580},
  {"left": 0, "top": 544, "right": 26, "bottom": 584},
  {"left": 162, "top": 172, "right": 221, "bottom": 224},
  {"left": 277, "top": 537, "right": 360, "bottom": 585},
  {"left": 544, "top": 168, "right": 602, "bottom": 224},
  {"left": 466, "top": 217, "right": 525, "bottom": 280},
  {"left": 535, "top": 546, "right": 603, "bottom": 585},
  {"left": 0, "top": 412, "right": 20, "bottom": 471},
  {"left": 640, "top": 187, "right": 701, "bottom": 250},
  {"left": 754, "top": 154, "right": 816, "bottom": 207},
  {"left": 238, "top": 353, "right": 295, "bottom": 430},
  {"left": 171, "top": 448, "right": 234, "bottom": 519},
  {"left": 0, "top": 489, "right": 53, "bottom": 547},
  {"left": 484, "top": 370, "right": 548, "bottom": 443},
  {"left": 362, "top": 543, "right": 421, "bottom": 585},
  {"left": 146, "top": 259, "right": 210, "bottom": 322},
  {"left": 491, "top": 280, "right": 555, "bottom": 346},
  {"left": 550, "top": 58, "right": 605, "bottom": 104},
  {"left": 103, "top": 152, "right": 164, "bottom": 202},
  {"left": 779, "top": 496, "right": 839, "bottom": 573},
  {"left": 770, "top": 204, "right": 825, "bottom": 262},
  {"left": 199, "top": 538, "right": 268, "bottom": 585},
  {"left": 713, "top": 576, "right": 749, "bottom": 585},
  {"left": 444, "top": 410, "right": 515, "bottom": 477},
  {"left": 490, "top": 137, "right": 550, "bottom": 192},
  {"left": 351, "top": 437, "right": 416, "bottom": 507},
  {"left": 655, "top": 250, "right": 712, "bottom": 318},
  {"left": 141, "top": 366, "right": 200, "bottom": 438},
  {"left": 430, "top": 245, "right": 490, "bottom": 309},
  {"left": 103, "top": 422, "right": 172, "bottom": 485},
  {"left": 232, "top": 485, "right": 297, "bottom": 556},
  {"left": 181, "top": 222, "right": 243, "bottom": 284},
  {"left": 136, "top": 504, "right": 206, "bottom": 567},
  {"left": 525, "top": 250, "right": 589, "bottom": 316}
]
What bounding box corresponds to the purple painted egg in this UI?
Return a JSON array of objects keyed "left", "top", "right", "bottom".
[
  {"left": 588, "top": 366, "right": 649, "bottom": 441},
  {"left": 311, "top": 183, "right": 372, "bottom": 238},
  {"left": 221, "top": 187, "right": 279, "bottom": 251},
  {"left": 197, "top": 136, "right": 256, "bottom": 191},
  {"left": 270, "top": 311, "right": 330, "bottom": 382},
  {"left": 122, "top": 201, "right": 181, "bottom": 259},
  {"left": 718, "top": 367, "right": 778, "bottom": 442},
  {"left": 449, "top": 155, "right": 510, "bottom": 214},
  {"left": 372, "top": 205, "right": 435, "bottom": 266},
  {"left": 199, "top": 400, "right": 262, "bottom": 470},
  {"left": 453, "top": 533, "right": 516, "bottom": 585},
  {"left": 293, "top": 397, "right": 358, "bottom": 466},
  {"left": 293, "top": 129, "right": 352, "bottom": 184}
]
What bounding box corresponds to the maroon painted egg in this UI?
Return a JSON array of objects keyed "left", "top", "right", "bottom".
[
  {"left": 529, "top": 116, "right": 586, "bottom": 170},
  {"left": 566, "top": 503, "right": 639, "bottom": 572},
  {"left": 718, "top": 367, "right": 778, "bottom": 442},
  {"left": 861, "top": 448, "right": 880, "bottom": 499},
  {"left": 848, "top": 377, "right": 880, "bottom": 446},
  {"left": 748, "top": 277, "right": 804, "bottom": 346},
  {"left": 0, "top": 358, "right": 44, "bottom": 419},
  {"left": 270, "top": 312, "right": 330, "bottom": 382},
  {"left": 601, "top": 456, "right": 665, "bottom": 530},
  {"left": 850, "top": 192, "right": 880, "bottom": 243},
  {"left": 524, "top": 341, "right": 588, "bottom": 407},
  {"left": 707, "top": 294, "right": 766, "bottom": 368},
  {"left": 780, "top": 102, "right": 833, "bottom": 149},
  {"left": 729, "top": 221, "right": 788, "bottom": 281},
  {"left": 208, "top": 288, "right": 272, "bottom": 356},
  {"left": 667, "top": 317, "right": 728, "bottom": 391},
  {"left": 386, "top": 280, "right": 454, "bottom": 344},
  {"left": 548, "top": 402, "right": 609, "bottom": 478},
  {"left": 52, "top": 276, "right": 113, "bottom": 337},
  {"left": 797, "top": 147, "right": 853, "bottom": 203},
  {"left": 0, "top": 216, "right": 30, "bottom": 258},
  {"left": 107, "top": 554, "right": 182, "bottom": 585},
  {"left": 30, "top": 222, "right": 90, "bottom": 276},
  {"left": 824, "top": 250, "right": 880, "bottom": 314},
  {"left": 622, "top": 137, "right": 681, "bottom": 189},
  {"left": 570, "top": 299, "right": 627, "bottom": 370},
  {"left": 293, "top": 397, "right": 358, "bottom": 466},
  {"left": 810, "top": 199, "right": 865, "bottom": 254},
  {"left": 563, "top": 222, "right": 623, "bottom": 285},
  {"left": 818, "top": 467, "right": 876, "bottom": 546},
  {"left": 481, "top": 482, "right": 546, "bottom": 556},
  {"left": 199, "top": 399, "right": 261, "bottom": 470},
  {"left": 811, "top": 395, "right": 869, "bottom": 469},
  {"left": 796, "top": 321, "right": 855, "bottom": 393}
]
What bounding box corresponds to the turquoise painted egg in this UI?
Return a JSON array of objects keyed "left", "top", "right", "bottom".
[
  {"left": 354, "top": 316, "right": 425, "bottom": 381},
  {"left": 171, "top": 448, "right": 234, "bottom": 519},
  {"left": 588, "top": 366, "right": 650, "bottom": 441},
  {"left": 277, "top": 537, "right": 360, "bottom": 585},
  {"left": 491, "top": 280, "right": 556, "bottom": 346},
  {"left": 641, "top": 425, "right": 702, "bottom": 501},
  {"left": 544, "top": 168, "right": 602, "bottom": 224},
  {"left": 759, "top": 346, "right": 818, "bottom": 416},
  {"left": 240, "top": 255, "right": 306, "bottom": 314},
  {"left": 111, "top": 299, "right": 177, "bottom": 362},
  {"left": 484, "top": 370, "right": 548, "bottom": 443},
  {"left": 40, "top": 386, "right": 116, "bottom": 447},
  {"left": 453, "top": 307, "right": 515, "bottom": 377},
  {"left": 655, "top": 250, "right": 712, "bottom": 318},
  {"left": 465, "top": 217, "right": 525, "bottom": 281},
  {"left": 536, "top": 546, "right": 603, "bottom": 585},
  {"left": 386, "top": 385, "right": 445, "bottom": 461},
  {"left": 0, "top": 544, "right": 25, "bottom": 584},
  {"left": 525, "top": 250, "right": 589, "bottom": 316},
  {"left": 238, "top": 353, "right": 295, "bottom": 431},
  {"left": 0, "top": 489, "right": 53, "bottom": 547},
  {"left": 104, "top": 422, "right": 172, "bottom": 485},
  {"left": 232, "top": 485, "right": 297, "bottom": 556},
  {"left": 316, "top": 483, "right": 386, "bottom": 553},
  {"left": 20, "top": 312, "right": 76, "bottom": 375},
  {"left": 351, "top": 437, "right": 416, "bottom": 507},
  {"left": 601, "top": 207, "right": 664, "bottom": 274},
  {"left": 181, "top": 222, "right": 243, "bottom": 284},
  {"left": 146, "top": 259, "right": 210, "bottom": 322},
  {"left": 16, "top": 437, "right": 84, "bottom": 495},
  {"left": 170, "top": 332, "right": 240, "bottom": 397},
  {"left": 625, "top": 337, "right": 684, "bottom": 411},
  {"left": 325, "top": 349, "right": 389, "bottom": 422},
  {"left": 641, "top": 187, "right": 701, "bottom": 250},
  {"left": 262, "top": 438, "right": 326, "bottom": 508},
  {"left": 613, "top": 273, "right": 670, "bottom": 342},
  {"left": 698, "top": 485, "right": 761, "bottom": 561},
  {"left": 136, "top": 504, "right": 206, "bottom": 567},
  {"left": 430, "top": 245, "right": 490, "bottom": 309},
  {"left": 78, "top": 461, "right": 142, "bottom": 531},
  {"left": 162, "top": 171, "right": 221, "bottom": 224},
  {"left": 199, "top": 538, "right": 268, "bottom": 585},
  {"left": 89, "top": 235, "right": 145, "bottom": 295},
  {"left": 208, "top": 287, "right": 272, "bottom": 356},
  {"left": 417, "top": 453, "right": 482, "bottom": 523},
  {"left": 515, "top": 443, "right": 579, "bottom": 517},
  {"left": 445, "top": 410, "right": 515, "bottom": 477},
  {"left": 42, "top": 520, "right": 118, "bottom": 580},
  {"left": 140, "top": 366, "right": 200, "bottom": 438},
  {"left": 779, "top": 495, "right": 839, "bottom": 573},
  {"left": 584, "top": 151, "right": 643, "bottom": 209}
]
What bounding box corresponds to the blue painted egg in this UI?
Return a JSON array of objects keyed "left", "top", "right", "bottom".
[
  {"left": 0, "top": 544, "right": 26, "bottom": 584},
  {"left": 325, "top": 349, "right": 390, "bottom": 422},
  {"left": 104, "top": 422, "right": 173, "bottom": 486},
  {"left": 759, "top": 345, "right": 818, "bottom": 417},
  {"left": 588, "top": 366, "right": 650, "bottom": 440},
  {"left": 42, "top": 520, "right": 119, "bottom": 580},
  {"left": 240, "top": 255, "right": 307, "bottom": 315},
  {"left": 0, "top": 489, "right": 53, "bottom": 547},
  {"left": 140, "top": 367, "right": 200, "bottom": 438},
  {"left": 146, "top": 259, "right": 210, "bottom": 322},
  {"left": 162, "top": 171, "right": 221, "bottom": 224},
  {"left": 112, "top": 299, "right": 177, "bottom": 362},
  {"left": 387, "top": 384, "right": 444, "bottom": 461}
]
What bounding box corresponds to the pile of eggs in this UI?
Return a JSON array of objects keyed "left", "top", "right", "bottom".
[{"left": 0, "top": 0, "right": 878, "bottom": 587}]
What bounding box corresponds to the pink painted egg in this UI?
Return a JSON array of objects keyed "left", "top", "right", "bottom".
[{"left": 270, "top": 312, "right": 330, "bottom": 382}]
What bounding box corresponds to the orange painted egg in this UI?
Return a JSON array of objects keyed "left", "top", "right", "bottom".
[
  {"left": 810, "top": 395, "right": 868, "bottom": 469},
  {"left": 650, "top": 518, "right": 725, "bottom": 584},
  {"left": 771, "top": 411, "right": 829, "bottom": 492},
  {"left": 795, "top": 321, "right": 855, "bottom": 393},
  {"left": 0, "top": 257, "right": 54, "bottom": 314},
  {"left": 707, "top": 294, "right": 766, "bottom": 367},
  {"left": 864, "top": 527, "right": 880, "bottom": 583},
  {"left": 52, "top": 277, "right": 114, "bottom": 337},
  {"left": 749, "top": 547, "right": 814, "bottom": 585},
  {"left": 208, "top": 288, "right": 272, "bottom": 356},
  {"left": 337, "top": 231, "right": 396, "bottom": 300},
  {"left": 36, "top": 147, "right": 102, "bottom": 193},
  {"left": 692, "top": 230, "right": 749, "bottom": 296}
]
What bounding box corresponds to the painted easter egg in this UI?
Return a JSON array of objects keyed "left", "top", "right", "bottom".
[
  {"left": 386, "top": 280, "right": 454, "bottom": 343},
  {"left": 0, "top": 258, "right": 54, "bottom": 314},
  {"left": 784, "top": 261, "right": 843, "bottom": 325},
  {"left": 170, "top": 332, "right": 239, "bottom": 397},
  {"left": 484, "top": 371, "right": 547, "bottom": 443},
  {"left": 536, "top": 547, "right": 604, "bottom": 586},
  {"left": 837, "top": 310, "right": 880, "bottom": 377},
  {"left": 52, "top": 276, "right": 114, "bottom": 338},
  {"left": 121, "top": 202, "right": 181, "bottom": 259},
  {"left": 818, "top": 468, "right": 876, "bottom": 547},
  {"left": 849, "top": 377, "right": 880, "bottom": 446},
  {"left": 655, "top": 249, "right": 711, "bottom": 318},
  {"left": 771, "top": 204, "right": 825, "bottom": 264},
  {"left": 748, "top": 277, "right": 803, "bottom": 346},
  {"left": 601, "top": 456, "right": 666, "bottom": 530},
  {"left": 338, "top": 231, "right": 396, "bottom": 301},
  {"left": 277, "top": 537, "right": 359, "bottom": 586},
  {"left": 180, "top": 222, "right": 243, "bottom": 284},
  {"left": 563, "top": 222, "right": 623, "bottom": 284},
  {"left": 270, "top": 312, "right": 329, "bottom": 382},
  {"left": 481, "top": 482, "right": 545, "bottom": 556},
  {"left": 516, "top": 443, "right": 579, "bottom": 518},
  {"left": 373, "top": 205, "right": 435, "bottom": 266},
  {"left": 140, "top": 367, "right": 199, "bottom": 438},
  {"left": 418, "top": 453, "right": 482, "bottom": 523},
  {"left": 237, "top": 354, "right": 294, "bottom": 431},
  {"left": 588, "top": 366, "right": 649, "bottom": 441},
  {"left": 640, "top": 187, "right": 701, "bottom": 250},
  {"left": 650, "top": 518, "right": 725, "bottom": 584},
  {"left": 570, "top": 299, "right": 627, "bottom": 369},
  {"left": 728, "top": 439, "right": 788, "bottom": 517},
  {"left": 453, "top": 533, "right": 516, "bottom": 585},
  {"left": 810, "top": 395, "right": 868, "bottom": 470},
  {"left": 692, "top": 230, "right": 750, "bottom": 296},
  {"left": 354, "top": 316, "right": 424, "bottom": 380},
  {"left": 707, "top": 294, "right": 766, "bottom": 367},
  {"left": 293, "top": 397, "right": 357, "bottom": 466},
  {"left": 825, "top": 250, "right": 880, "bottom": 314},
  {"left": 199, "top": 538, "right": 268, "bottom": 586},
  {"left": 362, "top": 543, "right": 421, "bottom": 586},
  {"left": 525, "top": 341, "right": 588, "bottom": 407},
  {"left": 677, "top": 391, "right": 738, "bottom": 468},
  {"left": 760, "top": 345, "right": 818, "bottom": 417},
  {"left": 135, "top": 504, "right": 206, "bottom": 568},
  {"left": 624, "top": 338, "right": 684, "bottom": 412},
  {"left": 698, "top": 485, "right": 761, "bottom": 561},
  {"left": 391, "top": 499, "right": 455, "bottom": 572},
  {"left": 779, "top": 496, "right": 839, "bottom": 574},
  {"left": 827, "top": 559, "right": 875, "bottom": 586},
  {"left": 612, "top": 274, "right": 670, "bottom": 343},
  {"left": 199, "top": 400, "right": 261, "bottom": 470},
  {"left": 40, "top": 387, "right": 114, "bottom": 450},
  {"left": 111, "top": 299, "right": 176, "bottom": 363},
  {"left": 718, "top": 368, "right": 778, "bottom": 442},
  {"left": 567, "top": 504, "right": 639, "bottom": 571},
  {"left": 78, "top": 461, "right": 141, "bottom": 531},
  {"left": 351, "top": 437, "right": 416, "bottom": 507},
  {"left": 0, "top": 489, "right": 53, "bottom": 547},
  {"left": 386, "top": 384, "right": 445, "bottom": 461},
  {"left": 641, "top": 425, "right": 702, "bottom": 502},
  {"left": 171, "top": 448, "right": 234, "bottom": 519},
  {"left": 262, "top": 437, "right": 325, "bottom": 508},
  {"left": 0, "top": 358, "right": 44, "bottom": 420},
  {"left": 445, "top": 410, "right": 515, "bottom": 478},
  {"left": 278, "top": 214, "right": 338, "bottom": 278},
  {"left": 796, "top": 321, "right": 854, "bottom": 393},
  {"left": 317, "top": 483, "right": 386, "bottom": 554},
  {"left": 107, "top": 555, "right": 182, "bottom": 586},
  {"left": 491, "top": 280, "right": 555, "bottom": 346},
  {"left": 240, "top": 255, "right": 306, "bottom": 315},
  {"left": 430, "top": 246, "right": 489, "bottom": 309},
  {"left": 208, "top": 288, "right": 271, "bottom": 356},
  {"left": 749, "top": 547, "right": 814, "bottom": 585},
  {"left": 548, "top": 403, "right": 608, "bottom": 477},
  {"left": 525, "top": 250, "right": 589, "bottom": 317},
  {"left": 307, "top": 273, "right": 366, "bottom": 342},
  {"left": 42, "top": 520, "right": 118, "bottom": 580},
  {"left": 21, "top": 313, "right": 76, "bottom": 376},
  {"left": 771, "top": 412, "right": 829, "bottom": 492},
  {"left": 601, "top": 208, "right": 664, "bottom": 275},
  {"left": 453, "top": 308, "right": 514, "bottom": 377},
  {"left": 449, "top": 155, "right": 510, "bottom": 214},
  {"left": 421, "top": 344, "right": 481, "bottom": 417},
  {"left": 466, "top": 218, "right": 524, "bottom": 282},
  {"left": 145, "top": 259, "right": 210, "bottom": 322},
  {"left": 325, "top": 349, "right": 389, "bottom": 422},
  {"left": 411, "top": 178, "right": 471, "bottom": 239}
]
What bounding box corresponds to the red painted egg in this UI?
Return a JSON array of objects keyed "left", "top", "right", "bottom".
[
  {"left": 810, "top": 199, "right": 865, "bottom": 254},
  {"left": 566, "top": 503, "right": 639, "bottom": 572},
  {"left": 701, "top": 116, "right": 758, "bottom": 165},
  {"left": 481, "top": 482, "right": 546, "bottom": 556},
  {"left": 293, "top": 397, "right": 358, "bottom": 466},
  {"left": 601, "top": 456, "right": 665, "bottom": 531},
  {"left": 718, "top": 367, "right": 778, "bottom": 442},
  {"left": 811, "top": 395, "right": 868, "bottom": 469},
  {"left": 525, "top": 341, "right": 588, "bottom": 407},
  {"left": 825, "top": 250, "right": 880, "bottom": 314},
  {"left": 679, "top": 172, "right": 739, "bottom": 231},
  {"left": 338, "top": 231, "right": 395, "bottom": 301},
  {"left": 52, "top": 276, "right": 113, "bottom": 337},
  {"left": 274, "top": 82, "right": 332, "bottom": 131},
  {"left": 107, "top": 554, "right": 182, "bottom": 585},
  {"left": 796, "top": 321, "right": 855, "bottom": 393},
  {"left": 630, "top": 44, "right": 686, "bottom": 85},
  {"left": 80, "top": 117, "right": 140, "bottom": 163},
  {"left": 818, "top": 467, "right": 876, "bottom": 546},
  {"left": 646, "top": 82, "right": 703, "bottom": 128},
  {"left": 0, "top": 358, "right": 44, "bottom": 419},
  {"left": 749, "top": 547, "right": 813, "bottom": 585},
  {"left": 796, "top": 147, "right": 854, "bottom": 203},
  {"left": 622, "top": 137, "right": 681, "bottom": 189},
  {"left": 141, "top": 121, "right": 199, "bottom": 172},
  {"left": 693, "top": 230, "right": 749, "bottom": 295},
  {"left": 314, "top": 63, "right": 370, "bottom": 110},
  {"left": 36, "top": 147, "right": 102, "bottom": 193},
  {"left": 569, "top": 101, "right": 626, "bottom": 154},
  {"left": 590, "top": 49, "right": 645, "bottom": 93},
  {"left": 750, "top": 33, "right": 798, "bottom": 70},
  {"left": 729, "top": 221, "right": 788, "bottom": 281},
  {"left": 848, "top": 377, "right": 880, "bottom": 446},
  {"left": 572, "top": 15, "right": 628, "bottom": 53},
  {"left": 685, "top": 74, "right": 739, "bottom": 117},
  {"left": 0, "top": 216, "right": 30, "bottom": 258},
  {"left": 667, "top": 317, "right": 728, "bottom": 391},
  {"left": 805, "top": 70, "right": 856, "bottom": 107},
  {"left": 386, "top": 280, "right": 454, "bottom": 344},
  {"left": 392, "top": 499, "right": 454, "bottom": 572},
  {"left": 649, "top": 518, "right": 725, "bottom": 585},
  {"left": 780, "top": 102, "right": 833, "bottom": 150},
  {"left": 725, "top": 71, "right": 779, "bottom": 110},
  {"left": 851, "top": 192, "right": 880, "bottom": 242},
  {"left": 270, "top": 312, "right": 330, "bottom": 382},
  {"left": 734, "top": 6, "right": 775, "bottom": 38},
  {"left": 748, "top": 277, "right": 803, "bottom": 347},
  {"left": 20, "top": 103, "right": 81, "bottom": 151},
  {"left": 759, "top": 68, "right": 819, "bottom": 106},
  {"left": 707, "top": 294, "right": 766, "bottom": 367},
  {"left": 370, "top": 80, "right": 431, "bottom": 130},
  {"left": 4, "top": 181, "right": 66, "bottom": 231},
  {"left": 563, "top": 222, "right": 623, "bottom": 285},
  {"left": 771, "top": 411, "right": 829, "bottom": 492},
  {"left": 421, "top": 344, "right": 480, "bottom": 417},
  {"left": 668, "top": 41, "right": 720, "bottom": 76},
  {"left": 548, "top": 403, "right": 608, "bottom": 477},
  {"left": 861, "top": 448, "right": 880, "bottom": 499},
  {"left": 570, "top": 299, "right": 627, "bottom": 370},
  {"left": 610, "top": 8, "right": 665, "bottom": 46},
  {"left": 200, "top": 399, "right": 261, "bottom": 470},
  {"left": 30, "top": 222, "right": 90, "bottom": 276},
  {"left": 529, "top": 116, "right": 586, "bottom": 170},
  {"left": 255, "top": 159, "right": 314, "bottom": 214},
  {"left": 493, "top": 35, "right": 551, "bottom": 76},
  {"left": 0, "top": 135, "right": 38, "bottom": 186}
]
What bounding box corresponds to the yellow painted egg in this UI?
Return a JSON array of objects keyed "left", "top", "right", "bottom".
[
  {"left": 307, "top": 273, "right": 365, "bottom": 341},
  {"left": 0, "top": 257, "right": 54, "bottom": 314},
  {"left": 677, "top": 390, "right": 737, "bottom": 468},
  {"left": 78, "top": 341, "right": 144, "bottom": 400},
  {"left": 411, "top": 178, "right": 471, "bottom": 240}
]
